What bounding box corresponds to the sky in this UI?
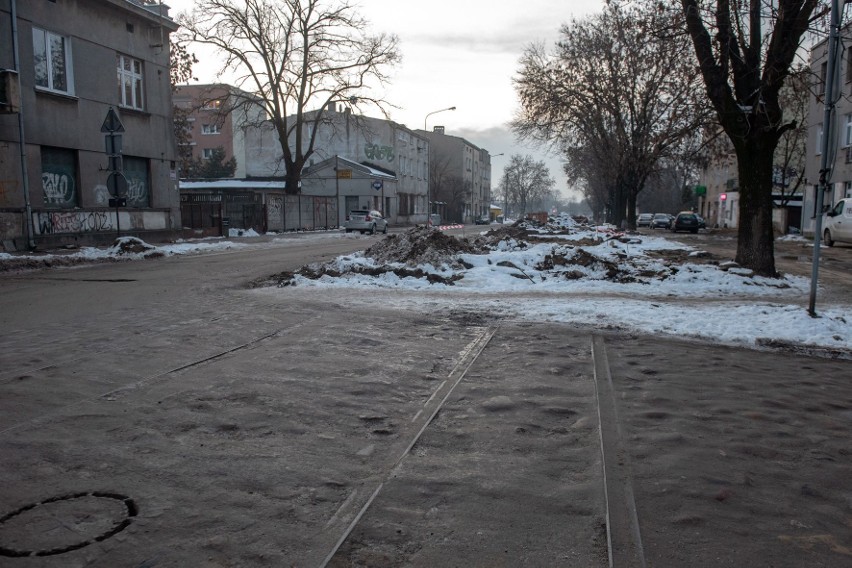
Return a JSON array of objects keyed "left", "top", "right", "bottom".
[
  {"left": 3, "top": 225, "right": 849, "bottom": 353},
  {"left": 163, "top": 0, "right": 607, "bottom": 200}
]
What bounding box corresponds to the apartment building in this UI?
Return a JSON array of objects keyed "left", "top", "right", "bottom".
[
  {"left": 803, "top": 27, "right": 852, "bottom": 237},
  {"left": 0, "top": 0, "right": 181, "bottom": 250},
  {"left": 172, "top": 83, "right": 266, "bottom": 179},
  {"left": 419, "top": 126, "right": 492, "bottom": 224}
]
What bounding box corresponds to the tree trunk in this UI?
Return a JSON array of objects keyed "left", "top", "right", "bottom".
[
  {"left": 285, "top": 170, "right": 300, "bottom": 196},
  {"left": 734, "top": 136, "right": 777, "bottom": 277},
  {"left": 627, "top": 190, "right": 638, "bottom": 230}
]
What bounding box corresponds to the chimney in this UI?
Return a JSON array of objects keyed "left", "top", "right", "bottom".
[{"left": 328, "top": 102, "right": 337, "bottom": 112}]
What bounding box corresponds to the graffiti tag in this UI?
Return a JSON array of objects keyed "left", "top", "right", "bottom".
[
  {"left": 34, "top": 211, "right": 114, "bottom": 235},
  {"left": 42, "top": 172, "right": 76, "bottom": 205},
  {"left": 364, "top": 144, "right": 394, "bottom": 162}
]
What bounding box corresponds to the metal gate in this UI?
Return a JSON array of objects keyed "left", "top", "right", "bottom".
[
  {"left": 224, "top": 193, "right": 264, "bottom": 232},
  {"left": 180, "top": 193, "right": 223, "bottom": 236}
]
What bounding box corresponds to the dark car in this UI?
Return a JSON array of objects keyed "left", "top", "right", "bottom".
[
  {"left": 474, "top": 216, "right": 491, "bottom": 225},
  {"left": 650, "top": 213, "right": 671, "bottom": 229},
  {"left": 637, "top": 213, "right": 654, "bottom": 227},
  {"left": 672, "top": 212, "right": 700, "bottom": 233},
  {"left": 696, "top": 214, "right": 706, "bottom": 230}
]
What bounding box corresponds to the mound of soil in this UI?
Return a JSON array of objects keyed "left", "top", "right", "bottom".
[{"left": 364, "top": 226, "right": 486, "bottom": 267}]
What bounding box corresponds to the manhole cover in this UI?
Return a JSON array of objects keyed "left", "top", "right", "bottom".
[{"left": 0, "top": 492, "right": 137, "bottom": 557}]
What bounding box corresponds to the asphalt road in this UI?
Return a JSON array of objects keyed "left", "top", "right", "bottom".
[{"left": 1, "top": 229, "right": 850, "bottom": 567}]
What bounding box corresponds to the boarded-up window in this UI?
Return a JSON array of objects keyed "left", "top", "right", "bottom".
[
  {"left": 41, "top": 147, "right": 77, "bottom": 207},
  {"left": 123, "top": 156, "right": 150, "bottom": 207}
]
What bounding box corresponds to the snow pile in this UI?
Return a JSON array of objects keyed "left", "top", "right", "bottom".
[
  {"left": 263, "top": 223, "right": 806, "bottom": 299},
  {"left": 251, "top": 223, "right": 852, "bottom": 353},
  {"left": 0, "top": 235, "right": 254, "bottom": 272}
]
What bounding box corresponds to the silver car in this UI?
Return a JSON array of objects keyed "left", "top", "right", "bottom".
[{"left": 344, "top": 209, "right": 388, "bottom": 234}]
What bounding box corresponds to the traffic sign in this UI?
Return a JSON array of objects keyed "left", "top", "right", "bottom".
[
  {"left": 107, "top": 171, "right": 127, "bottom": 198},
  {"left": 105, "top": 133, "right": 123, "bottom": 155},
  {"left": 100, "top": 107, "right": 125, "bottom": 133},
  {"left": 372, "top": 180, "right": 383, "bottom": 191}
]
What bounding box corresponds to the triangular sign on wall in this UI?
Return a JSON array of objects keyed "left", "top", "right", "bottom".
[{"left": 101, "top": 107, "right": 125, "bottom": 133}]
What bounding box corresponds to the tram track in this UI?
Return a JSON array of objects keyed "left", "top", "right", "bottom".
[
  {"left": 0, "top": 316, "right": 321, "bottom": 437},
  {"left": 319, "top": 326, "right": 496, "bottom": 567}
]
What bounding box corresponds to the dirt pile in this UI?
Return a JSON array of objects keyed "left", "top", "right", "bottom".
[{"left": 364, "top": 226, "right": 486, "bottom": 267}]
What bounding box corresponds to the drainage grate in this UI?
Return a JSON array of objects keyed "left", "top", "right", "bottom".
[{"left": 0, "top": 492, "right": 137, "bottom": 557}]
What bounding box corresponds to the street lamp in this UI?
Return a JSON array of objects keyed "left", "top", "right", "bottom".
[
  {"left": 488, "top": 153, "right": 504, "bottom": 221},
  {"left": 424, "top": 106, "right": 456, "bottom": 131},
  {"left": 424, "top": 106, "right": 456, "bottom": 224}
]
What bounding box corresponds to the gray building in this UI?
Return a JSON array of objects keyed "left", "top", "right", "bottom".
[
  {"left": 0, "top": 0, "right": 180, "bottom": 251},
  {"left": 419, "top": 126, "right": 493, "bottom": 224},
  {"left": 242, "top": 103, "right": 429, "bottom": 226},
  {"left": 803, "top": 27, "right": 852, "bottom": 237}
]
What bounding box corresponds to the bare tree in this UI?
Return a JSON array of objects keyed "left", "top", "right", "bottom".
[
  {"left": 501, "top": 155, "right": 556, "bottom": 217},
  {"left": 178, "top": 0, "right": 400, "bottom": 194},
  {"left": 513, "top": 1, "right": 707, "bottom": 229},
  {"left": 774, "top": 66, "right": 809, "bottom": 207},
  {"left": 679, "top": 0, "right": 820, "bottom": 276}
]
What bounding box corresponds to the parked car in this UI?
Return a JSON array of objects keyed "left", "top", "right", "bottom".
[
  {"left": 696, "top": 214, "right": 706, "bottom": 230},
  {"left": 671, "top": 211, "right": 700, "bottom": 233},
  {"left": 637, "top": 213, "right": 654, "bottom": 227},
  {"left": 344, "top": 210, "right": 388, "bottom": 234},
  {"left": 823, "top": 198, "right": 852, "bottom": 246},
  {"left": 474, "top": 215, "right": 491, "bottom": 225},
  {"left": 650, "top": 213, "right": 671, "bottom": 229}
]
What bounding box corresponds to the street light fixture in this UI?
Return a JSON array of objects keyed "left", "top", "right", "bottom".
[
  {"left": 424, "top": 106, "right": 456, "bottom": 224},
  {"left": 424, "top": 106, "right": 456, "bottom": 131}
]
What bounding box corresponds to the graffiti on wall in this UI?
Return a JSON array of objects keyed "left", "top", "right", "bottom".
[
  {"left": 34, "top": 211, "right": 114, "bottom": 235},
  {"left": 126, "top": 176, "right": 148, "bottom": 206},
  {"left": 364, "top": 144, "right": 394, "bottom": 162},
  {"left": 42, "top": 172, "right": 76, "bottom": 206}
]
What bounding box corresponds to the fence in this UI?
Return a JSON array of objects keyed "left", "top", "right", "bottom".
[
  {"left": 267, "top": 194, "right": 339, "bottom": 232},
  {"left": 181, "top": 191, "right": 340, "bottom": 234}
]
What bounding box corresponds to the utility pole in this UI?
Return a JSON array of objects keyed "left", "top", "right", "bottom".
[{"left": 809, "top": 0, "right": 842, "bottom": 317}]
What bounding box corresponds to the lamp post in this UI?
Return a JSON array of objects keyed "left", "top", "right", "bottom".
[
  {"left": 490, "top": 153, "right": 504, "bottom": 222},
  {"left": 424, "top": 106, "right": 456, "bottom": 131},
  {"left": 424, "top": 106, "right": 456, "bottom": 224}
]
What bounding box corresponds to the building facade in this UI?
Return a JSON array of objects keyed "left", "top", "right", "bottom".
[
  {"left": 172, "top": 83, "right": 266, "bottom": 179},
  {"left": 803, "top": 29, "right": 852, "bottom": 237},
  {"left": 696, "top": 148, "right": 739, "bottom": 229},
  {"left": 242, "top": 103, "right": 429, "bottom": 225},
  {"left": 0, "top": 0, "right": 181, "bottom": 250},
  {"left": 419, "top": 126, "right": 492, "bottom": 224}
]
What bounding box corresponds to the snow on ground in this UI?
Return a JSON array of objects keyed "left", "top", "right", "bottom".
[
  {"left": 257, "top": 221, "right": 851, "bottom": 354},
  {"left": 2, "top": 222, "right": 849, "bottom": 353},
  {"left": 0, "top": 231, "right": 353, "bottom": 268}
]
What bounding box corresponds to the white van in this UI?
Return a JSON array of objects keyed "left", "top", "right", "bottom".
[{"left": 823, "top": 198, "right": 852, "bottom": 246}]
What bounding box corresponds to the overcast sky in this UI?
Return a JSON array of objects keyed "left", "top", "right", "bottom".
[{"left": 165, "top": 0, "right": 605, "bottom": 199}]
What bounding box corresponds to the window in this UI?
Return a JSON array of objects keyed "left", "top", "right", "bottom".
[
  {"left": 847, "top": 47, "right": 852, "bottom": 84},
  {"left": 202, "top": 99, "right": 222, "bottom": 110},
  {"left": 201, "top": 124, "right": 221, "bottom": 135},
  {"left": 846, "top": 181, "right": 852, "bottom": 199},
  {"left": 123, "top": 156, "right": 150, "bottom": 207},
  {"left": 41, "top": 147, "right": 78, "bottom": 208},
  {"left": 845, "top": 116, "right": 852, "bottom": 148},
  {"left": 202, "top": 148, "right": 215, "bottom": 159},
  {"left": 117, "top": 54, "right": 144, "bottom": 110},
  {"left": 33, "top": 28, "right": 73, "bottom": 95}
]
